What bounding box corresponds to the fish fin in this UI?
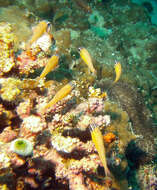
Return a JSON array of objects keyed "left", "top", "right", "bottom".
[{"left": 89, "top": 123, "right": 98, "bottom": 132}]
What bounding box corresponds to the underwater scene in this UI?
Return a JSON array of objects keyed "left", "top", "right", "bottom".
[{"left": 0, "top": 0, "right": 157, "bottom": 189}]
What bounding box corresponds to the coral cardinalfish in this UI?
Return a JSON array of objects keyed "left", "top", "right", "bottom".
[
  {"left": 79, "top": 47, "right": 97, "bottom": 75},
  {"left": 43, "top": 81, "right": 75, "bottom": 111},
  {"left": 39, "top": 54, "right": 59, "bottom": 79},
  {"left": 90, "top": 123, "right": 110, "bottom": 176},
  {"left": 113, "top": 61, "right": 122, "bottom": 84},
  {"left": 26, "top": 20, "right": 52, "bottom": 50}
]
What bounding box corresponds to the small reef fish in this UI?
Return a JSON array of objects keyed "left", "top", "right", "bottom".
[
  {"left": 113, "top": 61, "right": 122, "bottom": 84},
  {"left": 43, "top": 81, "right": 75, "bottom": 111},
  {"left": 90, "top": 123, "right": 110, "bottom": 176},
  {"left": 39, "top": 54, "right": 59, "bottom": 79},
  {"left": 26, "top": 20, "right": 51, "bottom": 50},
  {"left": 79, "top": 47, "right": 97, "bottom": 75}
]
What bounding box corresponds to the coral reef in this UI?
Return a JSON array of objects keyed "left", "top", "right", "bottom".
[
  {"left": 0, "top": 23, "right": 16, "bottom": 75},
  {"left": 32, "top": 96, "right": 131, "bottom": 189},
  {"left": 0, "top": 78, "right": 22, "bottom": 102},
  {"left": 0, "top": 74, "right": 132, "bottom": 189},
  {"left": 0, "top": 0, "right": 156, "bottom": 189},
  {"left": 137, "top": 163, "right": 157, "bottom": 190},
  {"left": 0, "top": 6, "right": 33, "bottom": 45},
  {"left": 96, "top": 79, "right": 157, "bottom": 163},
  {"left": 0, "top": 104, "right": 14, "bottom": 129}
]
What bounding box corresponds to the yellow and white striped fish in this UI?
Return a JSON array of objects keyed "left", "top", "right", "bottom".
[
  {"left": 90, "top": 123, "right": 110, "bottom": 176},
  {"left": 39, "top": 54, "right": 59, "bottom": 79},
  {"left": 113, "top": 61, "right": 122, "bottom": 84},
  {"left": 43, "top": 81, "right": 75, "bottom": 111},
  {"left": 79, "top": 47, "right": 97, "bottom": 75}
]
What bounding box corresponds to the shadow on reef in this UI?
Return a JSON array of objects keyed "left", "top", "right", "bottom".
[
  {"left": 125, "top": 140, "right": 147, "bottom": 169},
  {"left": 0, "top": 156, "right": 69, "bottom": 190},
  {"left": 96, "top": 79, "right": 157, "bottom": 164}
]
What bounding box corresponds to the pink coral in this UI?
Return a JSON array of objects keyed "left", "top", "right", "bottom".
[
  {"left": 10, "top": 153, "right": 26, "bottom": 168},
  {"left": 16, "top": 51, "right": 47, "bottom": 75},
  {"left": 0, "top": 127, "right": 18, "bottom": 143},
  {"left": 68, "top": 173, "right": 89, "bottom": 190},
  {"left": 16, "top": 100, "right": 33, "bottom": 119},
  {"left": 87, "top": 97, "right": 105, "bottom": 113},
  {"left": 20, "top": 115, "right": 47, "bottom": 139}
]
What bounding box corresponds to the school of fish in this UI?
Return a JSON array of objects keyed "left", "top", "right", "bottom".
[{"left": 25, "top": 21, "right": 123, "bottom": 179}]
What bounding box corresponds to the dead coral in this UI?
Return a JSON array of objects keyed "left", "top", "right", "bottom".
[
  {"left": 16, "top": 99, "right": 33, "bottom": 119},
  {"left": 16, "top": 51, "right": 47, "bottom": 75},
  {"left": 20, "top": 115, "right": 47, "bottom": 141},
  {"left": 0, "top": 78, "right": 22, "bottom": 102},
  {"left": 0, "top": 77, "right": 44, "bottom": 102},
  {"left": 0, "top": 22, "right": 16, "bottom": 75}
]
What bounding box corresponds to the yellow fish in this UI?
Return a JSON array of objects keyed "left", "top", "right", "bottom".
[
  {"left": 90, "top": 123, "right": 110, "bottom": 176},
  {"left": 39, "top": 54, "right": 59, "bottom": 79},
  {"left": 43, "top": 81, "right": 75, "bottom": 111},
  {"left": 113, "top": 61, "right": 122, "bottom": 84},
  {"left": 26, "top": 20, "right": 51, "bottom": 49},
  {"left": 79, "top": 47, "right": 97, "bottom": 75}
]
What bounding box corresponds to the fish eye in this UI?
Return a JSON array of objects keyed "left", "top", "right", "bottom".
[
  {"left": 78, "top": 47, "right": 82, "bottom": 52},
  {"left": 46, "top": 22, "right": 52, "bottom": 33},
  {"left": 44, "top": 20, "right": 50, "bottom": 24},
  {"left": 115, "top": 60, "right": 119, "bottom": 64},
  {"left": 47, "top": 22, "right": 51, "bottom": 27}
]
